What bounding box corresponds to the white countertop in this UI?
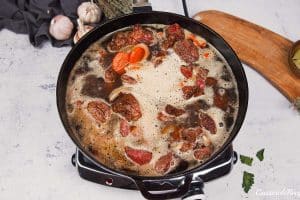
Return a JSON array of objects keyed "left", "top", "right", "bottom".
[{"left": 1, "top": 0, "right": 300, "bottom": 199}]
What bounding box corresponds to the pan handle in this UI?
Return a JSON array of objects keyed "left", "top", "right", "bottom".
[
  {"left": 135, "top": 174, "right": 193, "bottom": 200},
  {"left": 133, "top": 0, "right": 152, "bottom": 13}
]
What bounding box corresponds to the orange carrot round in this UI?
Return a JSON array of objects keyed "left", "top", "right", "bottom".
[
  {"left": 129, "top": 47, "right": 145, "bottom": 63},
  {"left": 129, "top": 43, "right": 149, "bottom": 64},
  {"left": 112, "top": 52, "right": 130, "bottom": 74}
]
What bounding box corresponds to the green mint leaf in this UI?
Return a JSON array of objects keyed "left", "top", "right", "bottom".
[
  {"left": 240, "top": 154, "right": 253, "bottom": 166},
  {"left": 256, "top": 149, "right": 265, "bottom": 161},
  {"left": 242, "top": 171, "right": 254, "bottom": 193}
]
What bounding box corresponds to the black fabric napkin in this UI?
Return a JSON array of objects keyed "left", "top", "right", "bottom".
[{"left": 0, "top": 0, "right": 86, "bottom": 47}]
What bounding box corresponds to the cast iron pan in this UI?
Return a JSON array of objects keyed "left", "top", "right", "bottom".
[{"left": 56, "top": 9, "right": 248, "bottom": 200}]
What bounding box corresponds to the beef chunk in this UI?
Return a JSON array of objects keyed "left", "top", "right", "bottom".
[
  {"left": 185, "top": 99, "right": 210, "bottom": 112},
  {"left": 163, "top": 23, "right": 185, "bottom": 48},
  {"left": 155, "top": 153, "right": 173, "bottom": 174},
  {"left": 112, "top": 93, "right": 142, "bottom": 121},
  {"left": 108, "top": 31, "right": 132, "bottom": 51},
  {"left": 165, "top": 104, "right": 185, "bottom": 116},
  {"left": 87, "top": 101, "right": 111, "bottom": 123},
  {"left": 81, "top": 75, "right": 105, "bottom": 98},
  {"left": 125, "top": 146, "right": 152, "bottom": 165},
  {"left": 149, "top": 44, "right": 168, "bottom": 66},
  {"left": 130, "top": 24, "right": 154, "bottom": 45},
  {"left": 102, "top": 53, "right": 116, "bottom": 69},
  {"left": 185, "top": 110, "right": 200, "bottom": 128},
  {"left": 81, "top": 75, "right": 121, "bottom": 99},
  {"left": 181, "top": 127, "right": 202, "bottom": 142},
  {"left": 180, "top": 142, "right": 194, "bottom": 152},
  {"left": 174, "top": 39, "right": 199, "bottom": 63},
  {"left": 214, "top": 88, "right": 229, "bottom": 111},
  {"left": 166, "top": 23, "right": 185, "bottom": 41},
  {"left": 194, "top": 146, "right": 212, "bottom": 160},
  {"left": 182, "top": 85, "right": 203, "bottom": 100},
  {"left": 107, "top": 25, "right": 153, "bottom": 51},
  {"left": 205, "top": 77, "right": 218, "bottom": 86},
  {"left": 180, "top": 65, "right": 193, "bottom": 78},
  {"left": 104, "top": 67, "right": 118, "bottom": 83},
  {"left": 199, "top": 113, "right": 216, "bottom": 134}
]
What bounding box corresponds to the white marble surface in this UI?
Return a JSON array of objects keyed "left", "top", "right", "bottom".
[{"left": 0, "top": 0, "right": 300, "bottom": 199}]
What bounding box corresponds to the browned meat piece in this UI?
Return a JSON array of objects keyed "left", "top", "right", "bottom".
[
  {"left": 101, "top": 52, "right": 116, "bottom": 69},
  {"left": 125, "top": 146, "right": 152, "bottom": 165},
  {"left": 174, "top": 40, "right": 199, "bottom": 63},
  {"left": 130, "top": 24, "right": 153, "bottom": 45},
  {"left": 150, "top": 44, "right": 168, "bottom": 57},
  {"left": 164, "top": 23, "right": 185, "bottom": 48},
  {"left": 182, "top": 86, "right": 202, "bottom": 100},
  {"left": 98, "top": 48, "right": 116, "bottom": 69},
  {"left": 155, "top": 153, "right": 173, "bottom": 174},
  {"left": 81, "top": 75, "right": 122, "bottom": 99},
  {"left": 170, "top": 127, "right": 182, "bottom": 142},
  {"left": 120, "top": 119, "right": 130, "bottom": 137},
  {"left": 81, "top": 75, "right": 106, "bottom": 98},
  {"left": 205, "top": 77, "right": 218, "bottom": 86},
  {"left": 195, "top": 67, "right": 209, "bottom": 80},
  {"left": 180, "top": 65, "right": 193, "bottom": 78},
  {"left": 104, "top": 67, "right": 118, "bottom": 83},
  {"left": 87, "top": 101, "right": 111, "bottom": 123},
  {"left": 165, "top": 104, "right": 185, "bottom": 116},
  {"left": 121, "top": 74, "right": 137, "bottom": 84},
  {"left": 150, "top": 44, "right": 168, "bottom": 66},
  {"left": 181, "top": 127, "right": 202, "bottom": 142},
  {"left": 194, "top": 146, "right": 213, "bottom": 160},
  {"left": 180, "top": 142, "right": 194, "bottom": 152},
  {"left": 157, "top": 112, "right": 175, "bottom": 122},
  {"left": 184, "top": 110, "right": 200, "bottom": 128},
  {"left": 112, "top": 93, "right": 142, "bottom": 121},
  {"left": 182, "top": 86, "right": 196, "bottom": 100},
  {"left": 199, "top": 113, "right": 216, "bottom": 134},
  {"left": 213, "top": 88, "right": 229, "bottom": 111},
  {"left": 108, "top": 31, "right": 132, "bottom": 51}
]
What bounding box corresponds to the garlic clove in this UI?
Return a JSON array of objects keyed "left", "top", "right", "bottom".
[
  {"left": 77, "top": 0, "right": 102, "bottom": 24},
  {"left": 73, "top": 19, "right": 94, "bottom": 44},
  {"left": 49, "top": 15, "right": 74, "bottom": 41}
]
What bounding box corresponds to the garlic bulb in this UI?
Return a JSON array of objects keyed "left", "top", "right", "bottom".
[
  {"left": 77, "top": 0, "right": 102, "bottom": 24},
  {"left": 49, "top": 15, "right": 74, "bottom": 40},
  {"left": 73, "top": 19, "right": 94, "bottom": 44}
]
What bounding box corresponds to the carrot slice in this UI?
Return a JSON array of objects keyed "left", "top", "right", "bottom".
[
  {"left": 129, "top": 43, "right": 150, "bottom": 64},
  {"left": 129, "top": 47, "right": 145, "bottom": 63},
  {"left": 187, "top": 34, "right": 206, "bottom": 48},
  {"left": 112, "top": 52, "right": 130, "bottom": 74}
]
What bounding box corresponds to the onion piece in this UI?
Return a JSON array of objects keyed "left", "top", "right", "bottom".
[{"left": 108, "top": 86, "right": 132, "bottom": 102}]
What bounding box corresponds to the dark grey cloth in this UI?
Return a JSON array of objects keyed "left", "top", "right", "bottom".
[{"left": 0, "top": 0, "right": 86, "bottom": 47}]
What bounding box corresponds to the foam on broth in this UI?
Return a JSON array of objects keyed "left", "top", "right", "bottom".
[{"left": 65, "top": 24, "right": 239, "bottom": 176}]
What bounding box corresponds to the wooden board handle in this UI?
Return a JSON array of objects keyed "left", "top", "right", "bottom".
[{"left": 193, "top": 10, "right": 300, "bottom": 102}]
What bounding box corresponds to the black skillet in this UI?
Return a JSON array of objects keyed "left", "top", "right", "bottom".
[{"left": 56, "top": 1, "right": 248, "bottom": 199}]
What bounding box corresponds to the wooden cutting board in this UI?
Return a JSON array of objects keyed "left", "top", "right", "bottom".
[{"left": 193, "top": 10, "right": 300, "bottom": 102}]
